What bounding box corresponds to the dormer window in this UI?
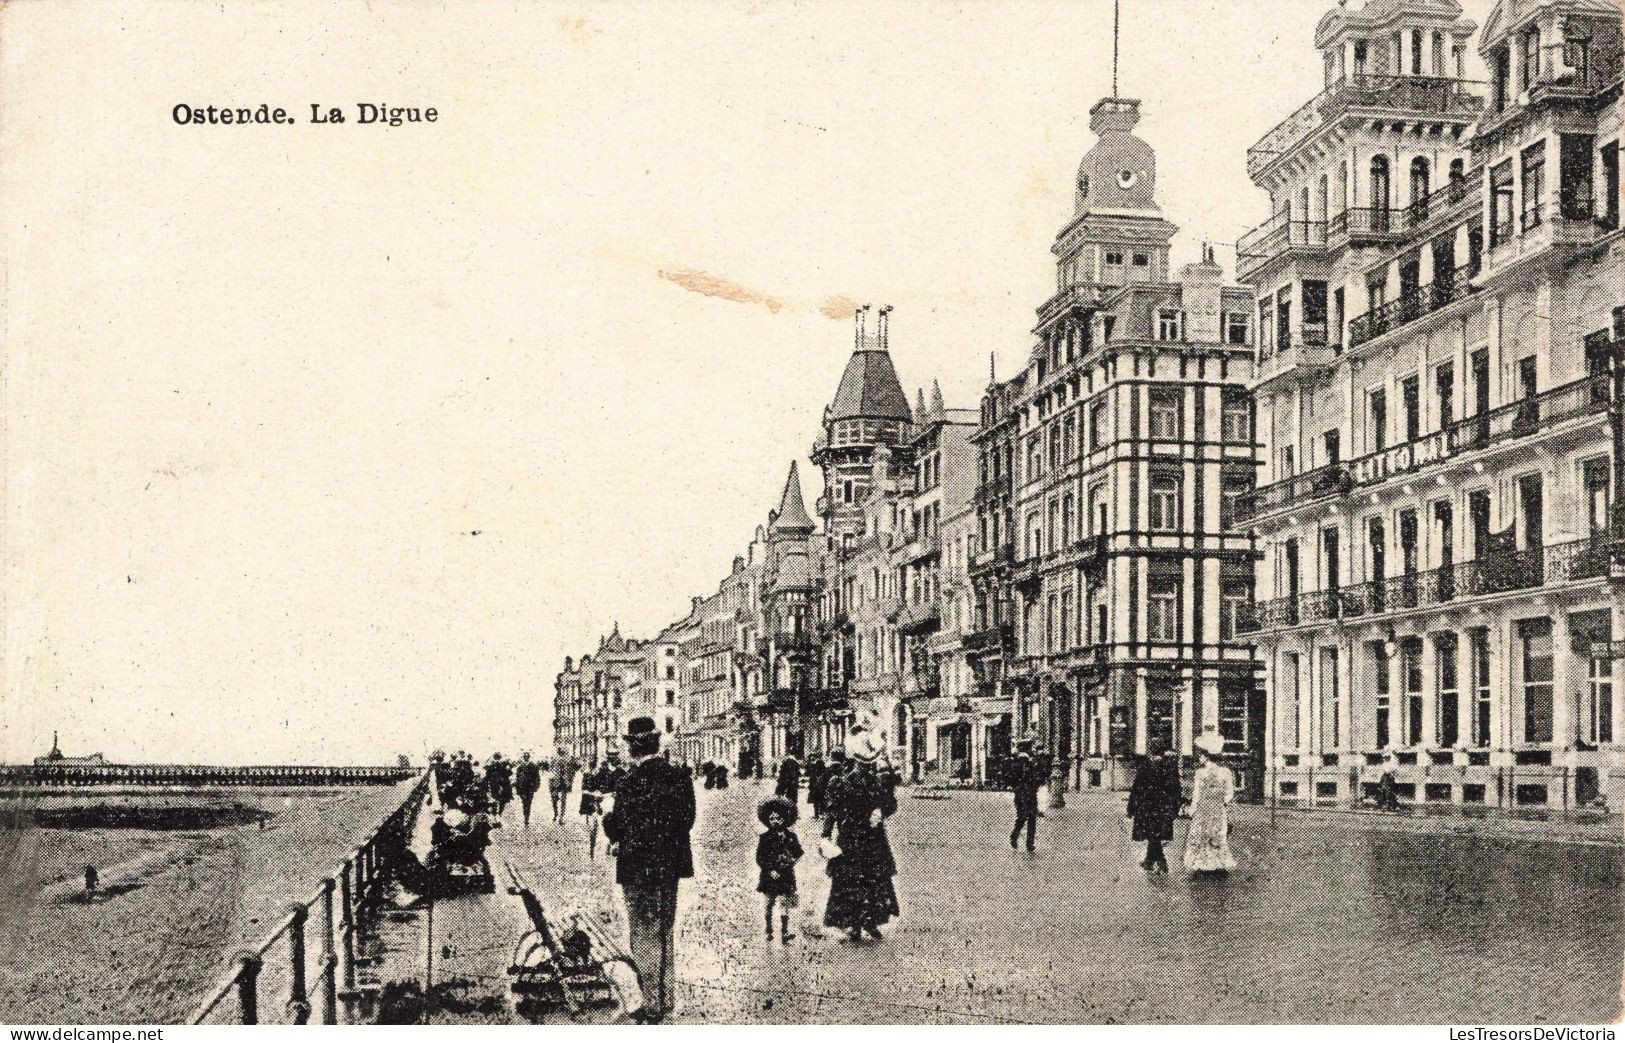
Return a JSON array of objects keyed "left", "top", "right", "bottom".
[
  {"left": 1157, "top": 309, "right": 1184, "bottom": 342},
  {"left": 1104, "top": 250, "right": 1124, "bottom": 266},
  {"left": 1353, "top": 40, "right": 1368, "bottom": 79},
  {"left": 1132, "top": 252, "right": 1149, "bottom": 267}
]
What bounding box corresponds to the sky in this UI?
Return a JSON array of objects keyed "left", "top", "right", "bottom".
[{"left": 0, "top": 0, "right": 1496, "bottom": 765}]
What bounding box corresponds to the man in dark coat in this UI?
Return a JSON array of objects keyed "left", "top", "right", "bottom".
[
  {"left": 805, "top": 754, "right": 827, "bottom": 818},
  {"left": 513, "top": 751, "right": 542, "bottom": 827},
  {"left": 1126, "top": 748, "right": 1183, "bottom": 873},
  {"left": 602, "top": 718, "right": 695, "bottom": 1023},
  {"left": 775, "top": 753, "right": 802, "bottom": 805},
  {"left": 1007, "top": 740, "right": 1044, "bottom": 851}
]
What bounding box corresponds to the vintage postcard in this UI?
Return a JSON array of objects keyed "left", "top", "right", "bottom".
[{"left": 1, "top": 0, "right": 1622, "bottom": 1028}]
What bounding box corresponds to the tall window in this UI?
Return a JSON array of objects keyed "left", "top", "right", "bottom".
[
  {"left": 1283, "top": 652, "right": 1302, "bottom": 750},
  {"left": 1320, "top": 647, "right": 1340, "bottom": 748},
  {"left": 1521, "top": 142, "right": 1545, "bottom": 229},
  {"left": 1370, "top": 156, "right": 1391, "bottom": 220},
  {"left": 1402, "top": 637, "right": 1424, "bottom": 746},
  {"left": 1492, "top": 44, "right": 1511, "bottom": 112},
  {"left": 1519, "top": 618, "right": 1554, "bottom": 744},
  {"left": 1410, "top": 157, "right": 1430, "bottom": 215},
  {"left": 1435, "top": 361, "right": 1454, "bottom": 429},
  {"left": 1147, "top": 566, "right": 1180, "bottom": 641},
  {"left": 1402, "top": 374, "right": 1420, "bottom": 442},
  {"left": 1221, "top": 389, "right": 1251, "bottom": 443},
  {"left": 1372, "top": 641, "right": 1392, "bottom": 748},
  {"left": 1157, "top": 309, "right": 1184, "bottom": 342},
  {"left": 1521, "top": 26, "right": 1540, "bottom": 90},
  {"left": 1219, "top": 469, "right": 1252, "bottom": 531},
  {"left": 1584, "top": 458, "right": 1610, "bottom": 537},
  {"left": 1089, "top": 401, "right": 1106, "bottom": 451},
  {"left": 1436, "top": 633, "right": 1459, "bottom": 746},
  {"left": 1592, "top": 648, "right": 1614, "bottom": 745},
  {"left": 1490, "top": 161, "right": 1515, "bottom": 245},
  {"left": 1149, "top": 470, "right": 1180, "bottom": 532},
  {"left": 1471, "top": 627, "right": 1492, "bottom": 745},
  {"left": 1369, "top": 388, "right": 1388, "bottom": 452},
  {"left": 1219, "top": 567, "right": 1249, "bottom": 642},
  {"left": 1148, "top": 388, "right": 1182, "bottom": 440}
]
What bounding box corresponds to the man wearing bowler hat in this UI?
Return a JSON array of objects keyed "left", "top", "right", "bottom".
[{"left": 602, "top": 716, "right": 695, "bottom": 1023}]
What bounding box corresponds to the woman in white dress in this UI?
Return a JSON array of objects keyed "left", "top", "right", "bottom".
[{"left": 1182, "top": 737, "right": 1238, "bottom": 875}]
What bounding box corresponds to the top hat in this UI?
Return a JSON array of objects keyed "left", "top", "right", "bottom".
[
  {"left": 623, "top": 716, "right": 660, "bottom": 743},
  {"left": 1016, "top": 739, "right": 1035, "bottom": 753}
]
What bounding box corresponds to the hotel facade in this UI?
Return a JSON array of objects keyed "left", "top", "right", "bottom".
[{"left": 1237, "top": 0, "right": 1624, "bottom": 811}]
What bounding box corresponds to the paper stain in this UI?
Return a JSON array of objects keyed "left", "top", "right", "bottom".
[
  {"left": 658, "top": 269, "right": 783, "bottom": 314},
  {"left": 818, "top": 295, "right": 861, "bottom": 321},
  {"left": 559, "top": 15, "right": 601, "bottom": 45}
]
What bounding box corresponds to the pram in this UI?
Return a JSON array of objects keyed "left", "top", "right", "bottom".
[
  {"left": 428, "top": 811, "right": 496, "bottom": 896},
  {"left": 503, "top": 862, "right": 640, "bottom": 1022}
]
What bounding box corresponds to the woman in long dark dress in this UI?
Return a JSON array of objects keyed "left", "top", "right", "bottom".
[{"left": 821, "top": 745, "right": 900, "bottom": 941}]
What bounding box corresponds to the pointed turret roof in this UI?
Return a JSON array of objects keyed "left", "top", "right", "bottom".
[
  {"left": 770, "top": 462, "right": 816, "bottom": 533},
  {"left": 828, "top": 348, "right": 912, "bottom": 423}
]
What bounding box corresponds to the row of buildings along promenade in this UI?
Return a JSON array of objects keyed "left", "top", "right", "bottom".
[{"left": 555, "top": 0, "right": 1625, "bottom": 813}]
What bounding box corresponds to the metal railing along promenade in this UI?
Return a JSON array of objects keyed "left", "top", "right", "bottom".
[
  {"left": 188, "top": 771, "right": 431, "bottom": 1025},
  {"left": 0, "top": 763, "right": 416, "bottom": 788}
]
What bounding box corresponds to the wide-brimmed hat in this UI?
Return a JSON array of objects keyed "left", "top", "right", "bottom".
[
  {"left": 623, "top": 716, "right": 659, "bottom": 743},
  {"left": 845, "top": 726, "right": 885, "bottom": 762},
  {"left": 757, "top": 795, "right": 798, "bottom": 827}
]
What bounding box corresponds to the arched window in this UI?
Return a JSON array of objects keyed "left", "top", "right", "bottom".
[
  {"left": 1370, "top": 156, "right": 1392, "bottom": 223},
  {"left": 1448, "top": 158, "right": 1466, "bottom": 201},
  {"left": 1410, "top": 157, "right": 1430, "bottom": 217}
]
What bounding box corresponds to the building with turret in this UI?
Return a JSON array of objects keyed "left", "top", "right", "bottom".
[
  {"left": 1238, "top": 0, "right": 1623, "bottom": 812},
  {"left": 972, "top": 91, "right": 1259, "bottom": 799}
]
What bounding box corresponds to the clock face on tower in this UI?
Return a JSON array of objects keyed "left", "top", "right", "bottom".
[{"left": 1117, "top": 169, "right": 1139, "bottom": 189}]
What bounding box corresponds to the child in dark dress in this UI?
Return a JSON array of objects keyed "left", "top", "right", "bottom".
[{"left": 755, "top": 796, "right": 803, "bottom": 943}]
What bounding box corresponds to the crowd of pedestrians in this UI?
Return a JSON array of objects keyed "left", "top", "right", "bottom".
[{"left": 440, "top": 719, "right": 1240, "bottom": 1023}]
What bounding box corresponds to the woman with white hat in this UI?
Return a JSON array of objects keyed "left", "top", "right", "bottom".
[
  {"left": 1182, "top": 730, "right": 1238, "bottom": 875},
  {"left": 820, "top": 724, "right": 900, "bottom": 941}
]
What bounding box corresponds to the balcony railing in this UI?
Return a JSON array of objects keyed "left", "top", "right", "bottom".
[
  {"left": 1239, "top": 536, "right": 1613, "bottom": 633},
  {"left": 1529, "top": 44, "right": 1625, "bottom": 103},
  {"left": 1243, "top": 373, "right": 1603, "bottom": 523},
  {"left": 897, "top": 601, "right": 942, "bottom": 635},
  {"left": 1248, "top": 75, "right": 1484, "bottom": 178},
  {"left": 1237, "top": 462, "right": 1351, "bottom": 523},
  {"left": 1347, "top": 263, "right": 1479, "bottom": 348},
  {"left": 963, "top": 623, "right": 1015, "bottom": 656},
  {"left": 1236, "top": 215, "right": 1328, "bottom": 276}
]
